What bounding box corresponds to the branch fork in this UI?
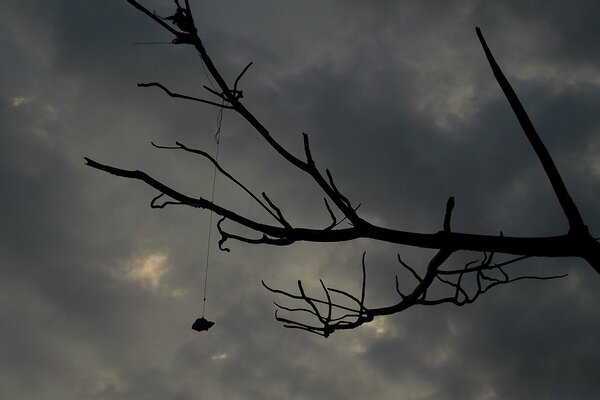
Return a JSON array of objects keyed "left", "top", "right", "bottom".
[{"left": 84, "top": 1, "right": 598, "bottom": 336}]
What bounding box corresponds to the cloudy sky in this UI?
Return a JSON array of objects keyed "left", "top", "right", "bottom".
[{"left": 1, "top": 1, "right": 599, "bottom": 399}]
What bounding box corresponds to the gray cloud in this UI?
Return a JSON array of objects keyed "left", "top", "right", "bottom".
[{"left": 1, "top": 1, "right": 598, "bottom": 399}]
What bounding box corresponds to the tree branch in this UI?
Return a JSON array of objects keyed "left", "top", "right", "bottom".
[
  {"left": 476, "top": 27, "right": 585, "bottom": 234},
  {"left": 151, "top": 141, "right": 280, "bottom": 222},
  {"left": 477, "top": 27, "right": 600, "bottom": 273},
  {"left": 84, "top": 2, "right": 599, "bottom": 337},
  {"left": 84, "top": 156, "right": 592, "bottom": 258},
  {"left": 84, "top": 156, "right": 595, "bottom": 259},
  {"left": 138, "top": 82, "right": 234, "bottom": 109}
]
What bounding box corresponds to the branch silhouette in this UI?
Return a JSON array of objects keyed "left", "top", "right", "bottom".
[{"left": 85, "top": 1, "right": 599, "bottom": 336}]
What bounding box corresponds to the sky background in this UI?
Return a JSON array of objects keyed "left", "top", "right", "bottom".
[{"left": 1, "top": 1, "right": 599, "bottom": 399}]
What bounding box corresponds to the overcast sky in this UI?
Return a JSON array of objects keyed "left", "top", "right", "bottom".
[{"left": 1, "top": 1, "right": 599, "bottom": 399}]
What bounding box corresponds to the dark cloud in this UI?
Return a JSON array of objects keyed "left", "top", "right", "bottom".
[{"left": 1, "top": 1, "right": 598, "bottom": 399}]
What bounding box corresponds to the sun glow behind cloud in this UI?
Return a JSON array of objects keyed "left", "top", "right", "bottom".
[
  {"left": 125, "top": 253, "right": 167, "bottom": 290},
  {"left": 346, "top": 317, "right": 398, "bottom": 355},
  {"left": 111, "top": 252, "right": 187, "bottom": 298}
]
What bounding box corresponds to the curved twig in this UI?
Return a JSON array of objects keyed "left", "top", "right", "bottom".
[
  {"left": 138, "top": 82, "right": 234, "bottom": 109},
  {"left": 151, "top": 141, "right": 280, "bottom": 222}
]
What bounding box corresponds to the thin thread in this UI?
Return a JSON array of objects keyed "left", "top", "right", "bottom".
[
  {"left": 201, "top": 102, "right": 224, "bottom": 318},
  {"left": 200, "top": 57, "right": 218, "bottom": 92}
]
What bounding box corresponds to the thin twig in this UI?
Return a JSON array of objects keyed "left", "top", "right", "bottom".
[
  {"left": 138, "top": 82, "right": 234, "bottom": 109},
  {"left": 151, "top": 141, "right": 279, "bottom": 221}
]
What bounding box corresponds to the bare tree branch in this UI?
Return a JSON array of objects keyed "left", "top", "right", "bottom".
[
  {"left": 150, "top": 192, "right": 183, "bottom": 208},
  {"left": 267, "top": 248, "right": 567, "bottom": 335},
  {"left": 476, "top": 27, "right": 584, "bottom": 233},
  {"left": 150, "top": 141, "right": 279, "bottom": 222},
  {"left": 233, "top": 62, "right": 253, "bottom": 93},
  {"left": 84, "top": 156, "right": 597, "bottom": 259},
  {"left": 83, "top": 1, "right": 599, "bottom": 336},
  {"left": 125, "top": 0, "right": 182, "bottom": 37},
  {"left": 138, "top": 82, "right": 234, "bottom": 109}
]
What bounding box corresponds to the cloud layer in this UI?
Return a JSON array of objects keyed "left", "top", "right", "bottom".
[{"left": 1, "top": 1, "right": 599, "bottom": 399}]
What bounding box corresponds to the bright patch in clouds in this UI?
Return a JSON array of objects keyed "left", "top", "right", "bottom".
[
  {"left": 12, "top": 96, "right": 32, "bottom": 107},
  {"left": 346, "top": 317, "right": 396, "bottom": 354},
  {"left": 114, "top": 252, "right": 169, "bottom": 291},
  {"left": 170, "top": 288, "right": 186, "bottom": 298},
  {"left": 112, "top": 252, "right": 187, "bottom": 298},
  {"left": 211, "top": 352, "right": 228, "bottom": 361},
  {"left": 365, "top": 316, "right": 393, "bottom": 336}
]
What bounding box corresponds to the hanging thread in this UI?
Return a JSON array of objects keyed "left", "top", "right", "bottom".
[{"left": 200, "top": 100, "right": 224, "bottom": 318}]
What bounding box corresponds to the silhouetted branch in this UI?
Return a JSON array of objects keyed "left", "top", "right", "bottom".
[
  {"left": 150, "top": 141, "right": 279, "bottom": 221},
  {"left": 397, "top": 254, "right": 423, "bottom": 283},
  {"left": 477, "top": 27, "right": 587, "bottom": 236},
  {"left": 444, "top": 196, "right": 455, "bottom": 232},
  {"left": 427, "top": 253, "right": 568, "bottom": 306},
  {"left": 262, "top": 281, "right": 361, "bottom": 314},
  {"left": 87, "top": 155, "right": 591, "bottom": 258},
  {"left": 233, "top": 62, "right": 253, "bottom": 93},
  {"left": 261, "top": 192, "right": 291, "bottom": 228},
  {"left": 323, "top": 198, "right": 337, "bottom": 230},
  {"left": 125, "top": 0, "right": 181, "bottom": 37},
  {"left": 83, "top": 1, "right": 599, "bottom": 337},
  {"left": 90, "top": 1, "right": 600, "bottom": 256},
  {"left": 453, "top": 28, "right": 599, "bottom": 268},
  {"left": 267, "top": 246, "right": 566, "bottom": 335},
  {"left": 138, "top": 82, "right": 234, "bottom": 109},
  {"left": 216, "top": 217, "right": 294, "bottom": 252},
  {"left": 150, "top": 192, "right": 183, "bottom": 208}
]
